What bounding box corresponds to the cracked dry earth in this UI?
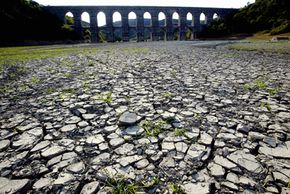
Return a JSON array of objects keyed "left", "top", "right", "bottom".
[{"left": 0, "top": 42, "right": 290, "bottom": 194}]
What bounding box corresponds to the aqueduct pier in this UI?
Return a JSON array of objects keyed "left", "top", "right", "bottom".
[{"left": 44, "top": 6, "right": 237, "bottom": 42}]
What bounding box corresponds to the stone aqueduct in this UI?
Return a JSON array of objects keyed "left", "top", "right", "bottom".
[{"left": 44, "top": 6, "right": 237, "bottom": 42}]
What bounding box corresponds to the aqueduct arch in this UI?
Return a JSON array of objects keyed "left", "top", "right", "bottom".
[{"left": 44, "top": 6, "right": 237, "bottom": 42}]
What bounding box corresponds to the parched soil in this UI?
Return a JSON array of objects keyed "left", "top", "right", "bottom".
[{"left": 0, "top": 42, "right": 290, "bottom": 194}]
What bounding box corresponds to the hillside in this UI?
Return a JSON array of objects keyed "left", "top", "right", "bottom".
[
  {"left": 201, "top": 0, "right": 290, "bottom": 37},
  {"left": 0, "top": 0, "right": 78, "bottom": 45}
]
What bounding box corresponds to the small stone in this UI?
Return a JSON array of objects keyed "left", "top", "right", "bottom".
[
  {"left": 237, "top": 124, "right": 250, "bottom": 133},
  {"left": 41, "top": 145, "right": 66, "bottom": 158},
  {"left": 119, "top": 112, "right": 138, "bottom": 126},
  {"left": 104, "top": 125, "right": 118, "bottom": 133},
  {"left": 109, "top": 138, "right": 125, "bottom": 147},
  {"left": 114, "top": 143, "right": 134, "bottom": 155},
  {"left": 80, "top": 181, "right": 100, "bottom": 194},
  {"left": 118, "top": 155, "right": 143, "bottom": 166},
  {"left": 125, "top": 126, "right": 144, "bottom": 136},
  {"left": 259, "top": 143, "right": 290, "bottom": 159},
  {"left": 227, "top": 150, "right": 265, "bottom": 174},
  {"left": 60, "top": 124, "right": 77, "bottom": 132},
  {"left": 162, "top": 142, "right": 175, "bottom": 151},
  {"left": 0, "top": 140, "right": 10, "bottom": 151},
  {"left": 206, "top": 115, "right": 218, "bottom": 123},
  {"left": 175, "top": 142, "right": 188, "bottom": 153},
  {"left": 213, "top": 155, "right": 237, "bottom": 169},
  {"left": 86, "top": 134, "right": 105, "bottom": 145},
  {"left": 183, "top": 183, "right": 209, "bottom": 194},
  {"left": 209, "top": 163, "right": 225, "bottom": 177},
  {"left": 0, "top": 177, "right": 30, "bottom": 193},
  {"left": 91, "top": 153, "right": 110, "bottom": 165},
  {"left": 53, "top": 173, "right": 75, "bottom": 185},
  {"left": 221, "top": 181, "right": 238, "bottom": 191},
  {"left": 159, "top": 157, "right": 175, "bottom": 168},
  {"left": 67, "top": 161, "right": 85, "bottom": 173},
  {"left": 135, "top": 159, "right": 149, "bottom": 169},
  {"left": 33, "top": 178, "right": 53, "bottom": 189},
  {"left": 83, "top": 114, "right": 96, "bottom": 120},
  {"left": 199, "top": 133, "right": 213, "bottom": 145}
]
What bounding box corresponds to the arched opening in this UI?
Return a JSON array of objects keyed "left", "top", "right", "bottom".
[
  {"left": 186, "top": 12, "right": 193, "bottom": 40},
  {"left": 172, "top": 12, "right": 180, "bottom": 40},
  {"left": 112, "top": 12, "right": 122, "bottom": 42},
  {"left": 113, "top": 12, "right": 122, "bottom": 27},
  {"left": 186, "top": 13, "right": 193, "bottom": 26},
  {"left": 128, "top": 12, "right": 137, "bottom": 41},
  {"left": 213, "top": 13, "right": 219, "bottom": 20},
  {"left": 65, "top": 12, "right": 74, "bottom": 26},
  {"left": 158, "top": 12, "right": 166, "bottom": 27},
  {"left": 128, "top": 12, "right": 137, "bottom": 27},
  {"left": 81, "top": 12, "right": 91, "bottom": 42},
  {"left": 144, "top": 12, "right": 152, "bottom": 41},
  {"left": 158, "top": 12, "right": 166, "bottom": 41},
  {"left": 200, "top": 13, "right": 207, "bottom": 25},
  {"left": 144, "top": 12, "right": 152, "bottom": 27},
  {"left": 97, "top": 11, "right": 107, "bottom": 42}
]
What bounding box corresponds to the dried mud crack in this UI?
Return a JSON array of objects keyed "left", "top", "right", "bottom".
[{"left": 0, "top": 42, "right": 290, "bottom": 194}]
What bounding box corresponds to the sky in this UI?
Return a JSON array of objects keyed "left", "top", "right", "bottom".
[{"left": 35, "top": 0, "right": 255, "bottom": 26}]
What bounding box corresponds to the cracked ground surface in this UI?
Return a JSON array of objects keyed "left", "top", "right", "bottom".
[{"left": 0, "top": 42, "right": 290, "bottom": 194}]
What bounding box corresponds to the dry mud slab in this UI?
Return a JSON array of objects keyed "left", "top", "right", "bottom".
[{"left": 0, "top": 42, "right": 290, "bottom": 193}]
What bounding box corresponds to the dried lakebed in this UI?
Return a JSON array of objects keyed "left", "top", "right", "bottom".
[{"left": 0, "top": 42, "right": 290, "bottom": 194}]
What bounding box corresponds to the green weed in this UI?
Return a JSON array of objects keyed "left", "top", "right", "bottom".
[
  {"left": 141, "top": 119, "right": 167, "bottom": 137},
  {"left": 169, "top": 183, "right": 186, "bottom": 194},
  {"left": 29, "top": 76, "right": 41, "bottom": 85},
  {"left": 93, "top": 91, "right": 113, "bottom": 104}
]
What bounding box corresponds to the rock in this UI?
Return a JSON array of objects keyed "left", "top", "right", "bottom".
[
  {"left": 135, "top": 159, "right": 149, "bottom": 169},
  {"left": 0, "top": 140, "right": 10, "bottom": 151},
  {"left": 41, "top": 145, "right": 66, "bottom": 158},
  {"left": 206, "top": 115, "right": 218, "bottom": 123},
  {"left": 281, "top": 187, "right": 290, "bottom": 194},
  {"left": 199, "top": 132, "right": 213, "bottom": 145},
  {"left": 91, "top": 153, "right": 110, "bottom": 165},
  {"left": 125, "top": 126, "right": 144, "bottom": 136},
  {"left": 221, "top": 181, "right": 238, "bottom": 191},
  {"left": 109, "top": 138, "right": 125, "bottom": 147},
  {"left": 175, "top": 142, "right": 188, "bottom": 153},
  {"left": 162, "top": 142, "right": 175, "bottom": 151},
  {"left": 208, "top": 163, "right": 225, "bottom": 177},
  {"left": 67, "top": 161, "right": 85, "bottom": 173},
  {"left": 118, "top": 112, "right": 138, "bottom": 126},
  {"left": 0, "top": 177, "right": 30, "bottom": 193},
  {"left": 185, "top": 144, "right": 206, "bottom": 162},
  {"left": 60, "top": 124, "right": 77, "bottom": 132},
  {"left": 33, "top": 178, "right": 53, "bottom": 189},
  {"left": 31, "top": 140, "right": 50, "bottom": 152},
  {"left": 65, "top": 116, "right": 81, "bottom": 124},
  {"left": 259, "top": 143, "right": 290, "bottom": 159},
  {"left": 82, "top": 114, "right": 96, "bottom": 120},
  {"left": 12, "top": 127, "right": 43, "bottom": 149},
  {"left": 114, "top": 143, "right": 134, "bottom": 155},
  {"left": 80, "top": 181, "right": 100, "bottom": 194},
  {"left": 159, "top": 157, "right": 175, "bottom": 168},
  {"left": 227, "top": 150, "right": 265, "bottom": 174},
  {"left": 213, "top": 155, "right": 237, "bottom": 169},
  {"left": 104, "top": 125, "right": 118, "bottom": 133},
  {"left": 118, "top": 155, "right": 143, "bottom": 166},
  {"left": 53, "top": 173, "right": 75, "bottom": 185},
  {"left": 236, "top": 124, "right": 250, "bottom": 133},
  {"left": 86, "top": 134, "right": 105, "bottom": 145},
  {"left": 272, "top": 171, "right": 289, "bottom": 184},
  {"left": 183, "top": 183, "right": 209, "bottom": 194}
]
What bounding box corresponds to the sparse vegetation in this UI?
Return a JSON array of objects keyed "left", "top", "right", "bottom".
[
  {"left": 141, "top": 119, "right": 168, "bottom": 137},
  {"left": 29, "top": 75, "right": 41, "bottom": 85},
  {"left": 169, "top": 183, "right": 186, "bottom": 194},
  {"left": 93, "top": 91, "right": 113, "bottom": 104}
]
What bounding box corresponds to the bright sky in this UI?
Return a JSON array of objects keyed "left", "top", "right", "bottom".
[{"left": 35, "top": 0, "right": 255, "bottom": 26}]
